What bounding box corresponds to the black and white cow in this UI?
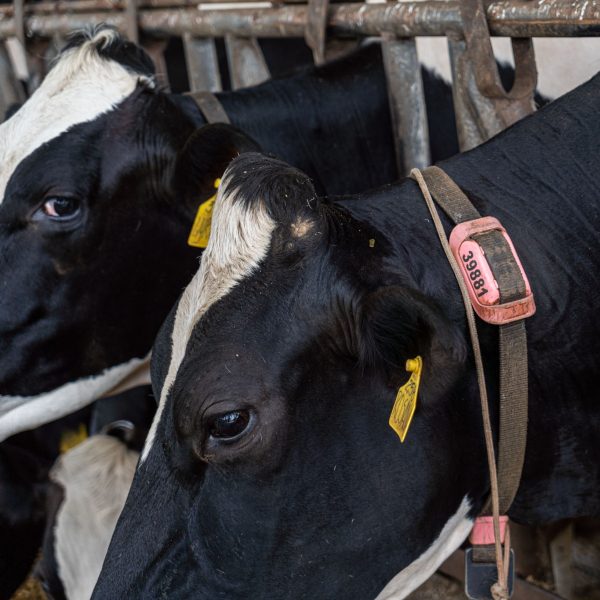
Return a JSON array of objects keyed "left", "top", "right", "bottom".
[
  {"left": 94, "top": 70, "right": 600, "bottom": 597},
  {"left": 36, "top": 431, "right": 140, "bottom": 600},
  {"left": 0, "top": 408, "right": 92, "bottom": 599},
  {"left": 0, "top": 26, "right": 459, "bottom": 443}
]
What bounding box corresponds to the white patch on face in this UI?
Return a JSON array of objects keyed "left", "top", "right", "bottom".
[
  {"left": 0, "top": 28, "right": 153, "bottom": 201},
  {"left": 141, "top": 176, "right": 276, "bottom": 462},
  {"left": 52, "top": 434, "right": 139, "bottom": 600},
  {"left": 374, "top": 496, "right": 473, "bottom": 600},
  {"left": 0, "top": 354, "right": 151, "bottom": 442}
]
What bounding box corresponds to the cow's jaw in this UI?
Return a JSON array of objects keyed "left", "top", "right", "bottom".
[
  {"left": 0, "top": 354, "right": 150, "bottom": 442},
  {"left": 375, "top": 496, "right": 473, "bottom": 599},
  {"left": 0, "top": 27, "right": 152, "bottom": 201}
]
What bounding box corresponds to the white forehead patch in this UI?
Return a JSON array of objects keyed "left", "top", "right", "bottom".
[
  {"left": 141, "top": 176, "right": 275, "bottom": 461},
  {"left": 0, "top": 28, "right": 153, "bottom": 202}
]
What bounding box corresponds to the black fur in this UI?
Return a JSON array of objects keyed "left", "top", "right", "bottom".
[
  {"left": 0, "top": 32, "right": 460, "bottom": 593},
  {"left": 61, "top": 25, "right": 155, "bottom": 78},
  {"left": 96, "top": 73, "right": 599, "bottom": 599}
]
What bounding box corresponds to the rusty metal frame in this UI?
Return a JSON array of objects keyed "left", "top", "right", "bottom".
[
  {"left": 381, "top": 34, "right": 430, "bottom": 176},
  {"left": 0, "top": 1, "right": 598, "bottom": 173},
  {"left": 0, "top": 0, "right": 596, "bottom": 596},
  {"left": 182, "top": 34, "right": 222, "bottom": 92},
  {"left": 224, "top": 35, "right": 270, "bottom": 90},
  {"left": 0, "top": 2, "right": 598, "bottom": 39}
]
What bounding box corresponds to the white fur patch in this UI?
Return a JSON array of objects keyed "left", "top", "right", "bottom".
[
  {"left": 52, "top": 434, "right": 139, "bottom": 600},
  {"left": 0, "top": 354, "right": 150, "bottom": 442},
  {"left": 0, "top": 28, "right": 153, "bottom": 201},
  {"left": 375, "top": 496, "right": 473, "bottom": 599},
  {"left": 141, "top": 177, "right": 275, "bottom": 461}
]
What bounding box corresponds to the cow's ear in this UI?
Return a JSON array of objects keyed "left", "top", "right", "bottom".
[
  {"left": 174, "top": 123, "right": 261, "bottom": 205},
  {"left": 218, "top": 152, "right": 320, "bottom": 224},
  {"left": 359, "top": 286, "right": 466, "bottom": 402}
]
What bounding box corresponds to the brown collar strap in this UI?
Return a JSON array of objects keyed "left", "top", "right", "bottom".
[
  {"left": 411, "top": 166, "right": 535, "bottom": 599},
  {"left": 185, "top": 91, "right": 231, "bottom": 124}
]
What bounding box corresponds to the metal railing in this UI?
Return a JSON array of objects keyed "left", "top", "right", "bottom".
[{"left": 1, "top": 1, "right": 599, "bottom": 173}]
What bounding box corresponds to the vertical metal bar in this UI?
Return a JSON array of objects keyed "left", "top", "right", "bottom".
[
  {"left": 549, "top": 522, "right": 574, "bottom": 599},
  {"left": 141, "top": 37, "right": 170, "bottom": 90},
  {"left": 24, "top": 36, "right": 51, "bottom": 94},
  {"left": 125, "top": 0, "right": 139, "bottom": 44},
  {"left": 182, "top": 33, "right": 222, "bottom": 92},
  {"left": 0, "top": 40, "right": 24, "bottom": 118},
  {"left": 305, "top": 0, "right": 329, "bottom": 64},
  {"left": 12, "top": 0, "right": 25, "bottom": 47},
  {"left": 381, "top": 35, "right": 430, "bottom": 176},
  {"left": 447, "top": 35, "right": 504, "bottom": 151},
  {"left": 224, "top": 36, "right": 270, "bottom": 90}
]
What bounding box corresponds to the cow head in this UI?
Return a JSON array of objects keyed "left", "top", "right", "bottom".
[
  {"left": 95, "top": 153, "right": 491, "bottom": 599},
  {"left": 0, "top": 26, "right": 257, "bottom": 440}
]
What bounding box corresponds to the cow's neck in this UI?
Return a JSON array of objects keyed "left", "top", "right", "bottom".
[
  {"left": 347, "top": 74, "right": 600, "bottom": 524},
  {"left": 216, "top": 44, "right": 397, "bottom": 196}
]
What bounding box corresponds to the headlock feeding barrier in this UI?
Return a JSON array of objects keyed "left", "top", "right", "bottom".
[
  {"left": 1, "top": 0, "right": 600, "bottom": 176},
  {"left": 1, "top": 1, "right": 599, "bottom": 599}
]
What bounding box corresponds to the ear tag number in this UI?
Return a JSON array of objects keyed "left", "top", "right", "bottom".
[
  {"left": 389, "top": 356, "right": 422, "bottom": 443},
  {"left": 188, "top": 178, "right": 221, "bottom": 248}
]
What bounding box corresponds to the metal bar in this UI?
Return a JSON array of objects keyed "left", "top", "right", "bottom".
[
  {"left": 225, "top": 35, "right": 270, "bottom": 90},
  {"left": 448, "top": 35, "right": 503, "bottom": 151},
  {"left": 381, "top": 35, "right": 430, "bottom": 175},
  {"left": 12, "top": 0, "right": 24, "bottom": 46},
  {"left": 141, "top": 36, "right": 170, "bottom": 89},
  {"left": 182, "top": 33, "right": 222, "bottom": 92},
  {"left": 0, "top": 40, "right": 24, "bottom": 118},
  {"left": 125, "top": 0, "right": 139, "bottom": 43},
  {"left": 305, "top": 0, "right": 329, "bottom": 64},
  {"left": 0, "top": 2, "right": 599, "bottom": 39},
  {"left": 0, "top": 0, "right": 302, "bottom": 16}
]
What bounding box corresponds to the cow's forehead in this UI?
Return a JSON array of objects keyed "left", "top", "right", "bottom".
[
  {"left": 0, "top": 28, "right": 152, "bottom": 202},
  {"left": 142, "top": 174, "right": 276, "bottom": 461}
]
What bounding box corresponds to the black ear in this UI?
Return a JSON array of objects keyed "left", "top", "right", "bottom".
[
  {"left": 174, "top": 123, "right": 261, "bottom": 206},
  {"left": 360, "top": 286, "right": 466, "bottom": 402},
  {"left": 220, "top": 152, "right": 319, "bottom": 223},
  {"left": 62, "top": 25, "right": 156, "bottom": 78}
]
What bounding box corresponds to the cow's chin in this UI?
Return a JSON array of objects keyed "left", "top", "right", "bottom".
[{"left": 0, "top": 354, "right": 151, "bottom": 441}]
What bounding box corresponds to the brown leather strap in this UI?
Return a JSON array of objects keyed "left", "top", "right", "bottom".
[
  {"left": 421, "top": 166, "right": 480, "bottom": 223},
  {"left": 497, "top": 320, "right": 528, "bottom": 513},
  {"left": 411, "top": 167, "right": 507, "bottom": 593},
  {"left": 415, "top": 165, "right": 530, "bottom": 515},
  {"left": 185, "top": 91, "right": 230, "bottom": 124}
]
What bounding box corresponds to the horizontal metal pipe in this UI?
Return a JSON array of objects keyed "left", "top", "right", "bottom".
[
  {"left": 0, "top": 0, "right": 260, "bottom": 17},
  {"left": 0, "top": 1, "right": 598, "bottom": 39}
]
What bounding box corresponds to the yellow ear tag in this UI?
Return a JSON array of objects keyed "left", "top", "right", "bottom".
[
  {"left": 389, "top": 356, "right": 422, "bottom": 443},
  {"left": 59, "top": 423, "right": 88, "bottom": 454},
  {"left": 187, "top": 178, "right": 221, "bottom": 248}
]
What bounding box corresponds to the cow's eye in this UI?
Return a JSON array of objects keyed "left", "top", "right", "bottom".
[
  {"left": 208, "top": 410, "right": 251, "bottom": 440},
  {"left": 39, "top": 196, "right": 81, "bottom": 220}
]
